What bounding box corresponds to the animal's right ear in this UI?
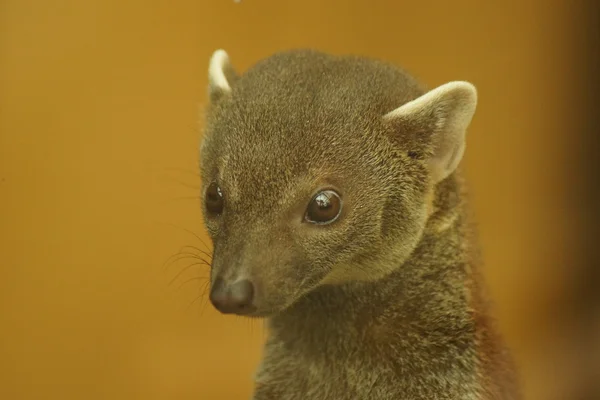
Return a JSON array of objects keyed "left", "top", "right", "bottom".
[{"left": 208, "top": 49, "right": 238, "bottom": 104}]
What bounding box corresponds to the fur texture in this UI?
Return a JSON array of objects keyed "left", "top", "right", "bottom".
[{"left": 199, "top": 49, "right": 520, "bottom": 399}]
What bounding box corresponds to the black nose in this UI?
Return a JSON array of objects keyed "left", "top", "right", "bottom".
[{"left": 209, "top": 278, "right": 255, "bottom": 315}]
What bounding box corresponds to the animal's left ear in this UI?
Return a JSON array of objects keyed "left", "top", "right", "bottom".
[
  {"left": 383, "top": 81, "right": 478, "bottom": 183},
  {"left": 208, "top": 49, "right": 238, "bottom": 104}
]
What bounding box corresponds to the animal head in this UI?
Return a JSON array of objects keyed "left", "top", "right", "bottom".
[{"left": 199, "top": 49, "right": 477, "bottom": 317}]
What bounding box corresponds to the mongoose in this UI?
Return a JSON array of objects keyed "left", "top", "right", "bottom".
[{"left": 199, "top": 48, "right": 520, "bottom": 400}]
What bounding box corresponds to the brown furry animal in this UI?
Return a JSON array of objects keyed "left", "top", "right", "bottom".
[{"left": 199, "top": 49, "right": 520, "bottom": 399}]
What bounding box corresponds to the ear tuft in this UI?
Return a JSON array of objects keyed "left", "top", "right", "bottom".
[
  {"left": 383, "top": 81, "right": 478, "bottom": 183},
  {"left": 208, "top": 49, "right": 237, "bottom": 103}
]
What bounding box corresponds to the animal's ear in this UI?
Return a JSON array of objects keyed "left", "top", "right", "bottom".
[
  {"left": 383, "top": 81, "right": 477, "bottom": 183},
  {"left": 208, "top": 49, "right": 238, "bottom": 104}
]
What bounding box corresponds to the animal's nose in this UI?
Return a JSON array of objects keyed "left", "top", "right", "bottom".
[{"left": 209, "top": 278, "right": 255, "bottom": 315}]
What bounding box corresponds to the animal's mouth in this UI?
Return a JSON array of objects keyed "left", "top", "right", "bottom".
[
  {"left": 243, "top": 309, "right": 275, "bottom": 319},
  {"left": 234, "top": 297, "right": 300, "bottom": 319}
]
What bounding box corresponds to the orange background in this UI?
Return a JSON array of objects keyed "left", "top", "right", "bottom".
[{"left": 0, "top": 1, "right": 587, "bottom": 399}]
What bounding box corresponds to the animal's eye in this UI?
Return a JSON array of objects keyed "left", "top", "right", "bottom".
[
  {"left": 305, "top": 190, "right": 342, "bottom": 224},
  {"left": 205, "top": 182, "right": 224, "bottom": 215}
]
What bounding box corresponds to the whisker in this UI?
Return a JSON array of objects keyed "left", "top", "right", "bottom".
[
  {"left": 188, "top": 293, "right": 204, "bottom": 309},
  {"left": 189, "top": 280, "right": 211, "bottom": 314},
  {"left": 158, "top": 222, "right": 213, "bottom": 252},
  {"left": 177, "top": 245, "right": 212, "bottom": 260},
  {"left": 163, "top": 250, "right": 211, "bottom": 267},
  {"left": 199, "top": 280, "right": 212, "bottom": 318},
  {"left": 168, "top": 262, "right": 210, "bottom": 287},
  {"left": 176, "top": 276, "right": 209, "bottom": 291},
  {"left": 177, "top": 245, "right": 205, "bottom": 255},
  {"left": 162, "top": 253, "right": 205, "bottom": 271},
  {"left": 199, "top": 280, "right": 210, "bottom": 317}
]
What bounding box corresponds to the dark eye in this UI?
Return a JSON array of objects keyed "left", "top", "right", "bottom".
[
  {"left": 205, "top": 182, "right": 224, "bottom": 215},
  {"left": 305, "top": 190, "right": 342, "bottom": 224}
]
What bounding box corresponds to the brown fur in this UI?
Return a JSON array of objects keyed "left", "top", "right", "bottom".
[{"left": 199, "top": 49, "right": 520, "bottom": 399}]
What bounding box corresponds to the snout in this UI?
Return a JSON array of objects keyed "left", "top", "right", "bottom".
[{"left": 209, "top": 277, "right": 256, "bottom": 315}]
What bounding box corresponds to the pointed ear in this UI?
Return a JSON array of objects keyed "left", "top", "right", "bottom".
[
  {"left": 383, "top": 81, "right": 478, "bottom": 183},
  {"left": 208, "top": 49, "right": 238, "bottom": 103}
]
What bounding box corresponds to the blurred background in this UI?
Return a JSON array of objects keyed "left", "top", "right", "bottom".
[{"left": 1, "top": 0, "right": 598, "bottom": 399}]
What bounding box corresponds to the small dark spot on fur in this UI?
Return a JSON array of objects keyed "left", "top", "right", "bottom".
[{"left": 407, "top": 151, "right": 420, "bottom": 159}]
